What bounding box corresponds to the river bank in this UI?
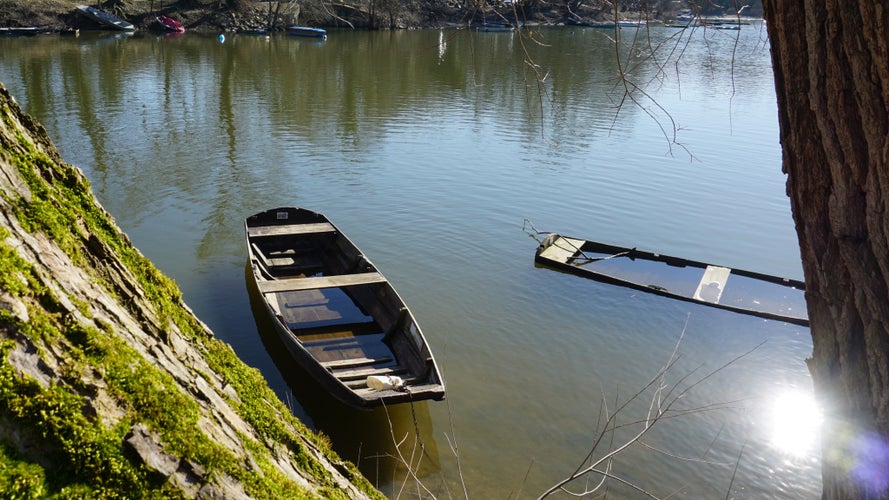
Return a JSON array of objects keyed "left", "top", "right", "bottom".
[{"left": 2, "top": 0, "right": 650, "bottom": 33}]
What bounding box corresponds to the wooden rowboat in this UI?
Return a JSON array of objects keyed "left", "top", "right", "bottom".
[
  {"left": 535, "top": 233, "right": 809, "bottom": 327},
  {"left": 245, "top": 207, "right": 445, "bottom": 408}
]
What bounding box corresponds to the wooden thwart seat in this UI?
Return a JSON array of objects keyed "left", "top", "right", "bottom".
[
  {"left": 258, "top": 272, "right": 386, "bottom": 294},
  {"left": 333, "top": 365, "right": 408, "bottom": 381},
  {"left": 247, "top": 222, "right": 336, "bottom": 238},
  {"left": 320, "top": 357, "right": 393, "bottom": 369},
  {"left": 693, "top": 265, "right": 731, "bottom": 304}
]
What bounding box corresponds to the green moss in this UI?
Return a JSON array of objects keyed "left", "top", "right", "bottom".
[
  {"left": 0, "top": 339, "right": 164, "bottom": 497},
  {"left": 0, "top": 91, "right": 382, "bottom": 498},
  {"left": 0, "top": 441, "right": 48, "bottom": 499},
  {"left": 0, "top": 237, "right": 45, "bottom": 300}
]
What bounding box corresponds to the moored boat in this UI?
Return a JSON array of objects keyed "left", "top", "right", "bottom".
[
  {"left": 157, "top": 15, "right": 185, "bottom": 33},
  {"left": 0, "top": 27, "right": 43, "bottom": 36},
  {"left": 245, "top": 207, "right": 446, "bottom": 408},
  {"left": 287, "top": 26, "right": 326, "bottom": 38},
  {"left": 75, "top": 5, "right": 135, "bottom": 31},
  {"left": 475, "top": 22, "right": 515, "bottom": 32},
  {"left": 237, "top": 28, "right": 268, "bottom": 35},
  {"left": 535, "top": 233, "right": 809, "bottom": 326}
]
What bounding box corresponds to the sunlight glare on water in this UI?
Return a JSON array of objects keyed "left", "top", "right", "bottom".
[{"left": 769, "top": 390, "right": 822, "bottom": 456}]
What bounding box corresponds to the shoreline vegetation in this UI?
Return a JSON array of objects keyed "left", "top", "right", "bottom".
[{"left": 1, "top": 0, "right": 763, "bottom": 33}]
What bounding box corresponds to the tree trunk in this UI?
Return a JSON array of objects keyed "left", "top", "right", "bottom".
[{"left": 762, "top": 1, "right": 889, "bottom": 498}]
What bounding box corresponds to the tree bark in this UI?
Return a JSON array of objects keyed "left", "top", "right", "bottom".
[{"left": 762, "top": 1, "right": 889, "bottom": 498}]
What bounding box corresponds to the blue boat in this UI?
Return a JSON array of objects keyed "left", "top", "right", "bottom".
[{"left": 287, "top": 26, "right": 326, "bottom": 39}]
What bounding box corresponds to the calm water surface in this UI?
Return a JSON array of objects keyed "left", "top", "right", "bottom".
[{"left": 1, "top": 24, "right": 820, "bottom": 497}]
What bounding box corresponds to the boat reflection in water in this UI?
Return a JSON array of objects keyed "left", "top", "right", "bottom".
[{"left": 245, "top": 263, "right": 441, "bottom": 489}]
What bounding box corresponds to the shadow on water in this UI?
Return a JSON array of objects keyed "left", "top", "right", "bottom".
[{"left": 243, "top": 262, "right": 441, "bottom": 490}]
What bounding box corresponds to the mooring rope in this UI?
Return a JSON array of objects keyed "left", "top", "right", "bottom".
[{"left": 570, "top": 249, "right": 633, "bottom": 264}]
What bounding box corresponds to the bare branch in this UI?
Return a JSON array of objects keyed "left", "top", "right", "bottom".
[{"left": 538, "top": 317, "right": 762, "bottom": 498}]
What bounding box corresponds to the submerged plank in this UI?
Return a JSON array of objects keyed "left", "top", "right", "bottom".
[
  {"left": 538, "top": 236, "right": 585, "bottom": 264},
  {"left": 300, "top": 329, "right": 384, "bottom": 345},
  {"left": 694, "top": 265, "right": 731, "bottom": 304}
]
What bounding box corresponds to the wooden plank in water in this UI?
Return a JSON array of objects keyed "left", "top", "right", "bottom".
[
  {"left": 539, "top": 236, "right": 586, "bottom": 264},
  {"left": 305, "top": 332, "right": 392, "bottom": 365},
  {"left": 300, "top": 328, "right": 383, "bottom": 345},
  {"left": 334, "top": 365, "right": 407, "bottom": 381},
  {"left": 258, "top": 272, "right": 386, "bottom": 293},
  {"left": 354, "top": 382, "right": 436, "bottom": 396},
  {"left": 321, "top": 357, "right": 393, "bottom": 369},
  {"left": 693, "top": 265, "right": 731, "bottom": 304},
  {"left": 247, "top": 222, "right": 335, "bottom": 237},
  {"left": 252, "top": 242, "right": 297, "bottom": 267}
]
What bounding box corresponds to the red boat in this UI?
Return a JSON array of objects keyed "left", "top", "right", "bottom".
[{"left": 157, "top": 15, "right": 185, "bottom": 33}]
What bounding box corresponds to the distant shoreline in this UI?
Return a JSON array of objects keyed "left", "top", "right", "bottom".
[{"left": 0, "top": 1, "right": 761, "bottom": 34}]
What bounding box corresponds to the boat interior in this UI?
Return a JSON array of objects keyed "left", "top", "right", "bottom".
[{"left": 248, "top": 221, "right": 435, "bottom": 395}]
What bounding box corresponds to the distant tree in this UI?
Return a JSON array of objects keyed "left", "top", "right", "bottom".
[{"left": 762, "top": 1, "right": 889, "bottom": 498}]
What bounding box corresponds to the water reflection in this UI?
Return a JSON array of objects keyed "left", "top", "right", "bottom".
[
  {"left": 244, "top": 263, "right": 441, "bottom": 489},
  {"left": 0, "top": 26, "right": 820, "bottom": 496}
]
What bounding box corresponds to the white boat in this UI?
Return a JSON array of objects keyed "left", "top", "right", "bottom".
[{"left": 76, "top": 5, "right": 135, "bottom": 31}]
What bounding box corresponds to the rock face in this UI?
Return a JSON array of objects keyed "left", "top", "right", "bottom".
[{"left": 0, "top": 83, "right": 379, "bottom": 498}]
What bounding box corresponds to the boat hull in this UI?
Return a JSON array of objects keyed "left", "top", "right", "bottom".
[
  {"left": 76, "top": 5, "right": 135, "bottom": 31},
  {"left": 535, "top": 234, "right": 809, "bottom": 327},
  {"left": 245, "top": 207, "right": 445, "bottom": 408},
  {"left": 287, "top": 26, "right": 326, "bottom": 38},
  {"left": 157, "top": 15, "right": 185, "bottom": 33},
  {"left": 0, "top": 27, "right": 42, "bottom": 36}
]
